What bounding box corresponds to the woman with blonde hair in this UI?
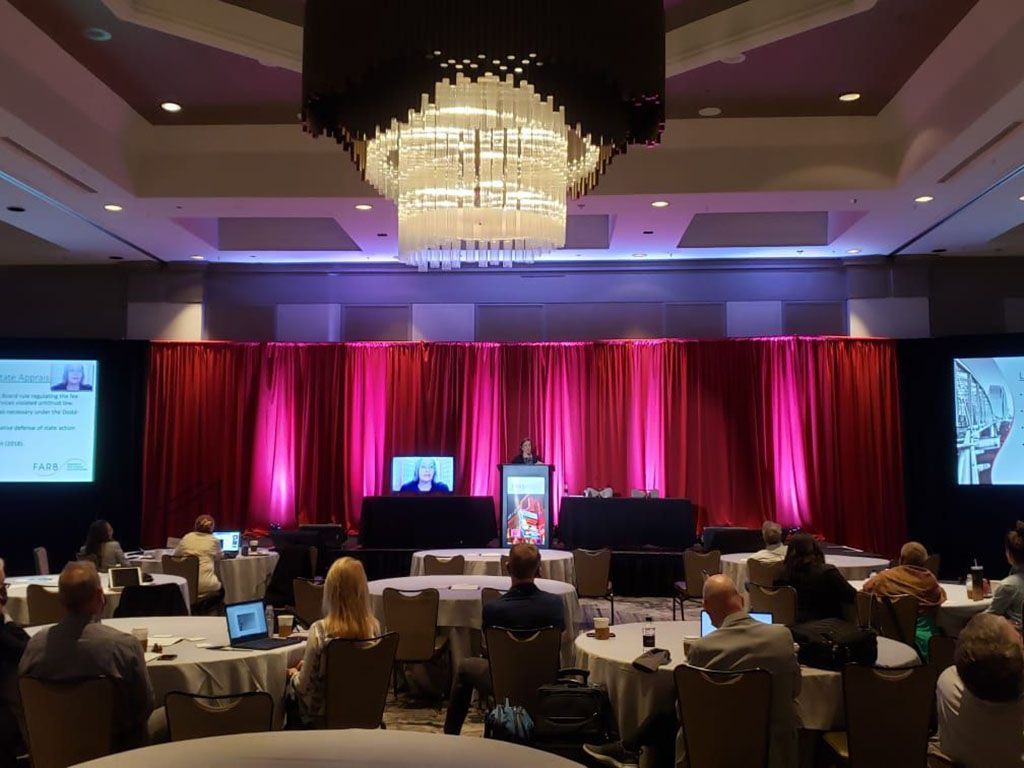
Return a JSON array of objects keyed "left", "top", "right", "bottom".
[{"left": 287, "top": 557, "right": 380, "bottom": 725}]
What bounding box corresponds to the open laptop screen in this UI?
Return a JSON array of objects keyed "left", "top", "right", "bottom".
[
  {"left": 108, "top": 567, "right": 141, "bottom": 589},
  {"left": 225, "top": 600, "right": 268, "bottom": 643},
  {"left": 700, "top": 610, "right": 773, "bottom": 637},
  {"left": 213, "top": 531, "right": 241, "bottom": 553}
]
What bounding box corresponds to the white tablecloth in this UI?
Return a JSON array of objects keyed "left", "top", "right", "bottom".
[
  {"left": 409, "top": 549, "right": 576, "bottom": 584},
  {"left": 5, "top": 574, "right": 190, "bottom": 625},
  {"left": 723, "top": 553, "right": 890, "bottom": 594},
  {"left": 27, "top": 616, "right": 304, "bottom": 727},
  {"left": 75, "top": 729, "right": 580, "bottom": 768},
  {"left": 369, "top": 575, "right": 581, "bottom": 666},
  {"left": 129, "top": 550, "right": 280, "bottom": 604},
  {"left": 849, "top": 580, "right": 993, "bottom": 636},
  {"left": 574, "top": 620, "right": 919, "bottom": 738}
]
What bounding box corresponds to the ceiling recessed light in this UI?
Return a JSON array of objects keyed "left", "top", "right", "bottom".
[
  {"left": 189, "top": 254, "right": 205, "bottom": 261},
  {"left": 914, "top": 195, "right": 935, "bottom": 203},
  {"left": 1018, "top": 195, "right": 1024, "bottom": 202},
  {"left": 160, "top": 102, "right": 182, "bottom": 113},
  {"left": 642, "top": 230, "right": 654, "bottom": 235},
  {"left": 377, "top": 232, "right": 388, "bottom": 237},
  {"left": 651, "top": 201, "right": 670, "bottom": 208},
  {"left": 847, "top": 248, "right": 861, "bottom": 255},
  {"left": 839, "top": 92, "right": 862, "bottom": 102},
  {"left": 5, "top": 206, "right": 25, "bottom": 213},
  {"left": 84, "top": 27, "right": 111, "bottom": 42},
  {"left": 103, "top": 204, "right": 123, "bottom": 212},
  {"left": 720, "top": 54, "right": 746, "bottom": 65},
  {"left": 931, "top": 248, "right": 948, "bottom": 254},
  {"left": 632, "top": 253, "right": 647, "bottom": 258},
  {"left": 108, "top": 256, "right": 124, "bottom": 261},
  {"left": 355, "top": 204, "right": 373, "bottom": 211},
  {"left": 698, "top": 107, "right": 722, "bottom": 117}
]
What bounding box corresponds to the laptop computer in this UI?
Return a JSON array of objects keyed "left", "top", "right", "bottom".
[
  {"left": 224, "top": 600, "right": 303, "bottom": 651},
  {"left": 108, "top": 567, "right": 142, "bottom": 590},
  {"left": 699, "top": 610, "right": 773, "bottom": 637},
  {"left": 214, "top": 531, "right": 241, "bottom": 558}
]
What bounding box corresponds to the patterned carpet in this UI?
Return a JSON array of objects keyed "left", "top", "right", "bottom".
[{"left": 384, "top": 596, "right": 699, "bottom": 736}]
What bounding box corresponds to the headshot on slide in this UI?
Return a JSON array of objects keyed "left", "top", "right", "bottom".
[
  {"left": 50, "top": 362, "right": 94, "bottom": 392},
  {"left": 399, "top": 457, "right": 451, "bottom": 494}
]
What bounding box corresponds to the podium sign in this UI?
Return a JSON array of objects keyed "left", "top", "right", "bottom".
[{"left": 499, "top": 463, "right": 553, "bottom": 548}]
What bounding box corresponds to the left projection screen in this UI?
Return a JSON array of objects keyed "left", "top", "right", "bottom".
[{"left": 0, "top": 360, "right": 99, "bottom": 482}]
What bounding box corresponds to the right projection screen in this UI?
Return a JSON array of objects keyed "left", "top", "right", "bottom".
[{"left": 955, "top": 357, "right": 1024, "bottom": 485}]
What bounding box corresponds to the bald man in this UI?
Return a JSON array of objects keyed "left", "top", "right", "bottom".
[
  {"left": 19, "top": 561, "right": 161, "bottom": 750},
  {"left": 585, "top": 575, "right": 800, "bottom": 768}
]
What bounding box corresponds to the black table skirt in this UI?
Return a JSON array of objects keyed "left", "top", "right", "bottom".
[
  {"left": 557, "top": 497, "right": 696, "bottom": 551},
  {"left": 358, "top": 496, "right": 498, "bottom": 549}
]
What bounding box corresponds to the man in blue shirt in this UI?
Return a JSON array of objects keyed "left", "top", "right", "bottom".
[{"left": 443, "top": 542, "right": 564, "bottom": 735}]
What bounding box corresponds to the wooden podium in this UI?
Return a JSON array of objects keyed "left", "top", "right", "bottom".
[{"left": 498, "top": 463, "right": 554, "bottom": 548}]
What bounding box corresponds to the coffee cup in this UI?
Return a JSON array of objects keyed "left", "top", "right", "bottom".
[
  {"left": 593, "top": 616, "right": 610, "bottom": 640},
  {"left": 682, "top": 636, "right": 699, "bottom": 657},
  {"left": 278, "top": 614, "right": 295, "bottom": 638},
  {"left": 131, "top": 627, "right": 148, "bottom": 652}
]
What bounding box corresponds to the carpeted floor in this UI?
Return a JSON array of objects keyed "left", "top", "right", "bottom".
[{"left": 384, "top": 596, "right": 700, "bottom": 736}]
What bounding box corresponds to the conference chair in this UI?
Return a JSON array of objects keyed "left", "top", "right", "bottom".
[
  {"left": 32, "top": 547, "right": 49, "bottom": 576},
  {"left": 422, "top": 555, "right": 466, "bottom": 576},
  {"left": 473, "top": 587, "right": 507, "bottom": 657},
  {"left": 675, "top": 665, "right": 772, "bottom": 768},
  {"left": 324, "top": 633, "right": 400, "bottom": 729},
  {"left": 746, "top": 558, "right": 784, "bottom": 589},
  {"left": 264, "top": 545, "right": 316, "bottom": 609},
  {"left": 165, "top": 537, "right": 181, "bottom": 549},
  {"left": 673, "top": 549, "right": 721, "bottom": 620},
  {"left": 824, "top": 664, "right": 937, "bottom": 768},
  {"left": 499, "top": 554, "right": 510, "bottom": 576},
  {"left": 160, "top": 555, "right": 199, "bottom": 607},
  {"left": 165, "top": 691, "right": 274, "bottom": 742},
  {"left": 20, "top": 676, "right": 115, "bottom": 768},
  {"left": 927, "top": 634, "right": 956, "bottom": 675},
  {"left": 747, "top": 584, "right": 797, "bottom": 626},
  {"left": 485, "top": 626, "right": 561, "bottom": 718},
  {"left": 382, "top": 588, "right": 449, "bottom": 697},
  {"left": 112, "top": 583, "right": 188, "bottom": 618},
  {"left": 293, "top": 578, "right": 325, "bottom": 629},
  {"left": 26, "top": 585, "right": 66, "bottom": 626},
  {"left": 924, "top": 553, "right": 941, "bottom": 578},
  {"left": 573, "top": 549, "right": 615, "bottom": 625},
  {"left": 856, "top": 592, "right": 919, "bottom": 652}
]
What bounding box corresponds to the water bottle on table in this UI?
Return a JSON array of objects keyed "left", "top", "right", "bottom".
[{"left": 643, "top": 616, "right": 656, "bottom": 648}]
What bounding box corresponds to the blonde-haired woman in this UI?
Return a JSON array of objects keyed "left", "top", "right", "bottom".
[{"left": 287, "top": 557, "right": 380, "bottom": 726}]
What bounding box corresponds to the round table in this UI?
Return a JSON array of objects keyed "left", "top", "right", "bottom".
[
  {"left": 722, "top": 553, "right": 890, "bottom": 594},
  {"left": 75, "top": 729, "right": 580, "bottom": 768},
  {"left": 5, "top": 574, "right": 190, "bottom": 625},
  {"left": 409, "top": 548, "right": 576, "bottom": 584},
  {"left": 849, "top": 580, "right": 993, "bottom": 636},
  {"left": 369, "top": 575, "right": 581, "bottom": 667},
  {"left": 26, "top": 616, "right": 305, "bottom": 726},
  {"left": 574, "top": 620, "right": 919, "bottom": 737},
  {"left": 128, "top": 550, "right": 280, "bottom": 604}
]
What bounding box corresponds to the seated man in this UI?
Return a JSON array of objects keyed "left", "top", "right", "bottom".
[
  {"left": 935, "top": 613, "right": 1024, "bottom": 768},
  {"left": 861, "top": 541, "right": 946, "bottom": 657},
  {"left": 749, "top": 521, "right": 787, "bottom": 564},
  {"left": 585, "top": 575, "right": 800, "bottom": 768},
  {"left": 443, "top": 542, "right": 564, "bottom": 735},
  {"left": 19, "top": 561, "right": 164, "bottom": 750}
]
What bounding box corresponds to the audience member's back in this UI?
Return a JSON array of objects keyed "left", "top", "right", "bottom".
[
  {"left": 775, "top": 534, "right": 855, "bottom": 623},
  {"left": 483, "top": 583, "right": 564, "bottom": 631}
]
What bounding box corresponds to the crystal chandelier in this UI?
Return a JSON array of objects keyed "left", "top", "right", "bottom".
[{"left": 302, "top": 0, "right": 665, "bottom": 270}]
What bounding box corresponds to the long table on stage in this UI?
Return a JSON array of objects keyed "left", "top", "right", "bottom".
[
  {"left": 358, "top": 496, "right": 498, "bottom": 549},
  {"left": 557, "top": 496, "right": 696, "bottom": 596}
]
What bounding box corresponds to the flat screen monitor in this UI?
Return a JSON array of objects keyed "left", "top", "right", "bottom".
[
  {"left": 955, "top": 357, "right": 1024, "bottom": 485},
  {"left": 700, "top": 611, "right": 772, "bottom": 637},
  {"left": 391, "top": 456, "right": 454, "bottom": 494},
  {"left": 214, "top": 531, "right": 241, "bottom": 553}
]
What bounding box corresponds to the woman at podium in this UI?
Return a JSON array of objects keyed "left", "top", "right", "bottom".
[{"left": 510, "top": 438, "right": 541, "bottom": 465}]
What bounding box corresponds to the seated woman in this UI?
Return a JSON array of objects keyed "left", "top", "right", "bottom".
[
  {"left": 287, "top": 557, "right": 380, "bottom": 726},
  {"left": 399, "top": 457, "right": 450, "bottom": 494},
  {"left": 987, "top": 521, "right": 1024, "bottom": 630},
  {"left": 774, "top": 534, "right": 856, "bottom": 623},
  {"left": 862, "top": 541, "right": 946, "bottom": 658},
  {"left": 174, "top": 514, "right": 224, "bottom": 609},
  {"left": 77, "top": 519, "right": 129, "bottom": 572}
]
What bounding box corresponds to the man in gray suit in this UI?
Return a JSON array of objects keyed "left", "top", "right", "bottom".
[
  {"left": 584, "top": 574, "right": 800, "bottom": 768},
  {"left": 19, "top": 561, "right": 164, "bottom": 750}
]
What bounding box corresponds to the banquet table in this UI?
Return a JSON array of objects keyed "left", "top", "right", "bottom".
[
  {"left": 5, "top": 574, "right": 190, "bottom": 625},
  {"left": 849, "top": 580, "right": 993, "bottom": 636},
  {"left": 128, "top": 549, "right": 280, "bottom": 604},
  {"left": 722, "top": 552, "right": 890, "bottom": 594},
  {"left": 409, "top": 548, "right": 576, "bottom": 584},
  {"left": 26, "top": 616, "right": 304, "bottom": 726},
  {"left": 574, "top": 620, "right": 919, "bottom": 739},
  {"left": 368, "top": 575, "right": 581, "bottom": 666},
  {"left": 75, "top": 729, "right": 580, "bottom": 768}
]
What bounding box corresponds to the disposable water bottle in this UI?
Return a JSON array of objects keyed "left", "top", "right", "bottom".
[
  {"left": 265, "top": 604, "right": 276, "bottom": 636},
  {"left": 643, "top": 616, "right": 656, "bottom": 648}
]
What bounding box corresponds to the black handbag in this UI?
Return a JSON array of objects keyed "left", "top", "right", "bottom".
[
  {"left": 531, "top": 668, "right": 618, "bottom": 747},
  {"left": 790, "top": 619, "right": 878, "bottom": 670}
]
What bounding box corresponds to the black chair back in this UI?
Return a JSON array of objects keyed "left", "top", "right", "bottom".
[
  {"left": 265, "top": 545, "right": 315, "bottom": 608},
  {"left": 113, "top": 584, "right": 189, "bottom": 618}
]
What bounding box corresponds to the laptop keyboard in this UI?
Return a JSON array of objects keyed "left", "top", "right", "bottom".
[{"left": 232, "top": 637, "right": 303, "bottom": 651}]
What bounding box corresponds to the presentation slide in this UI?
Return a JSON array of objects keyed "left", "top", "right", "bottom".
[
  {"left": 0, "top": 360, "right": 98, "bottom": 483},
  {"left": 391, "top": 456, "right": 455, "bottom": 493},
  {"left": 955, "top": 357, "right": 1024, "bottom": 485}
]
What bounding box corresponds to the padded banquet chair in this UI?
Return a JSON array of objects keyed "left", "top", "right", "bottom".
[
  {"left": 423, "top": 555, "right": 466, "bottom": 576},
  {"left": 675, "top": 665, "right": 772, "bottom": 768},
  {"left": 382, "top": 587, "right": 449, "bottom": 696},
  {"left": 26, "top": 585, "right": 65, "bottom": 626},
  {"left": 160, "top": 555, "right": 199, "bottom": 607},
  {"left": 824, "top": 664, "right": 936, "bottom": 768},
  {"left": 747, "top": 584, "right": 797, "bottom": 626},
  {"left": 32, "top": 547, "right": 49, "bottom": 576},
  {"left": 746, "top": 558, "right": 784, "bottom": 589},
  {"left": 573, "top": 549, "right": 615, "bottom": 624},
  {"left": 856, "top": 592, "right": 919, "bottom": 651},
  {"left": 112, "top": 583, "right": 188, "bottom": 618},
  {"left": 325, "top": 633, "right": 400, "bottom": 729},
  {"left": 293, "top": 578, "right": 325, "bottom": 629},
  {"left": 20, "top": 676, "right": 115, "bottom": 768},
  {"left": 673, "top": 549, "right": 721, "bottom": 620},
  {"left": 485, "top": 626, "right": 561, "bottom": 717},
  {"left": 166, "top": 691, "right": 274, "bottom": 741}
]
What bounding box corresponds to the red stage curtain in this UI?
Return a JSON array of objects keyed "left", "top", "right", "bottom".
[{"left": 142, "top": 338, "right": 906, "bottom": 556}]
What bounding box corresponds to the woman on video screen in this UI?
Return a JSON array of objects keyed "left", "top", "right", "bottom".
[{"left": 399, "top": 457, "right": 451, "bottom": 494}]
